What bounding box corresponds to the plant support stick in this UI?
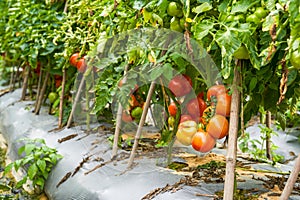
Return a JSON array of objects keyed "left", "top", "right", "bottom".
[
  {"left": 127, "top": 81, "right": 156, "bottom": 169},
  {"left": 280, "top": 153, "right": 300, "bottom": 200},
  {"left": 223, "top": 63, "right": 241, "bottom": 200}
]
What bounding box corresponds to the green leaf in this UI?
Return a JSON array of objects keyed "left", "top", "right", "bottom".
[
  {"left": 37, "top": 159, "right": 46, "bottom": 174},
  {"left": 24, "top": 144, "right": 35, "bottom": 155},
  {"left": 0, "top": 183, "right": 11, "bottom": 191},
  {"left": 18, "top": 146, "right": 25, "bottom": 155},
  {"left": 28, "top": 163, "right": 38, "bottom": 180},
  {"left": 4, "top": 163, "right": 13, "bottom": 175},
  {"left": 192, "top": 20, "right": 214, "bottom": 41},
  {"left": 249, "top": 77, "right": 257, "bottom": 92},
  {"left": 230, "top": 0, "right": 259, "bottom": 14},
  {"left": 276, "top": 111, "right": 286, "bottom": 131},
  {"left": 35, "top": 177, "right": 45, "bottom": 188},
  {"left": 192, "top": 2, "right": 212, "bottom": 14},
  {"left": 149, "top": 63, "right": 173, "bottom": 81},
  {"left": 16, "top": 177, "right": 27, "bottom": 189}
]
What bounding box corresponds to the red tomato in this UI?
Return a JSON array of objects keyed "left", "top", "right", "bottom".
[
  {"left": 187, "top": 98, "right": 207, "bottom": 118},
  {"left": 180, "top": 114, "right": 193, "bottom": 123},
  {"left": 168, "top": 74, "right": 192, "bottom": 97},
  {"left": 70, "top": 53, "right": 80, "bottom": 67},
  {"left": 122, "top": 110, "right": 133, "bottom": 122},
  {"left": 34, "top": 62, "right": 41, "bottom": 75},
  {"left": 168, "top": 102, "right": 177, "bottom": 117},
  {"left": 76, "top": 58, "right": 87, "bottom": 73},
  {"left": 207, "top": 114, "right": 229, "bottom": 139},
  {"left": 191, "top": 131, "right": 216, "bottom": 153},
  {"left": 207, "top": 85, "right": 226, "bottom": 101},
  {"left": 197, "top": 91, "right": 204, "bottom": 100},
  {"left": 55, "top": 79, "right": 62, "bottom": 88},
  {"left": 216, "top": 93, "right": 231, "bottom": 117}
]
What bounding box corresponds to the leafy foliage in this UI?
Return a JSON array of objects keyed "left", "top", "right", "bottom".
[{"left": 4, "top": 138, "right": 62, "bottom": 193}]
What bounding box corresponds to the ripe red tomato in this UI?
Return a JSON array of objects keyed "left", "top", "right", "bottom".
[
  {"left": 168, "top": 74, "right": 192, "bottom": 97},
  {"left": 187, "top": 98, "right": 207, "bottom": 118},
  {"left": 34, "top": 62, "right": 41, "bottom": 75},
  {"left": 122, "top": 110, "right": 133, "bottom": 122},
  {"left": 70, "top": 53, "right": 80, "bottom": 67},
  {"left": 191, "top": 131, "right": 216, "bottom": 153},
  {"left": 207, "top": 85, "right": 226, "bottom": 101},
  {"left": 197, "top": 91, "right": 204, "bottom": 100},
  {"left": 76, "top": 58, "right": 87, "bottom": 73},
  {"left": 216, "top": 93, "right": 231, "bottom": 117},
  {"left": 168, "top": 102, "right": 177, "bottom": 117},
  {"left": 180, "top": 114, "right": 193, "bottom": 123},
  {"left": 207, "top": 115, "right": 229, "bottom": 139},
  {"left": 55, "top": 79, "right": 62, "bottom": 88}
]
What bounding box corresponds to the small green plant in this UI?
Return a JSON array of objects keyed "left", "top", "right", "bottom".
[
  {"left": 4, "top": 138, "right": 62, "bottom": 194},
  {"left": 239, "top": 126, "right": 284, "bottom": 164}
]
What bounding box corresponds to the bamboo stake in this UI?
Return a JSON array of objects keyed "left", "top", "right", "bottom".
[
  {"left": 9, "top": 65, "right": 14, "bottom": 91},
  {"left": 280, "top": 153, "right": 300, "bottom": 200},
  {"left": 127, "top": 81, "right": 156, "bottom": 169},
  {"left": 58, "top": 68, "right": 66, "bottom": 128},
  {"left": 266, "top": 111, "right": 272, "bottom": 160},
  {"left": 66, "top": 75, "right": 85, "bottom": 128},
  {"left": 223, "top": 62, "right": 241, "bottom": 200},
  {"left": 34, "top": 69, "right": 43, "bottom": 113},
  {"left": 111, "top": 65, "right": 129, "bottom": 159},
  {"left": 21, "top": 65, "right": 30, "bottom": 101},
  {"left": 35, "top": 71, "right": 50, "bottom": 115}
]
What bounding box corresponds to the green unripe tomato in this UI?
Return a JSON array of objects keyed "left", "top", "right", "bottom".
[
  {"left": 226, "top": 15, "right": 235, "bottom": 22},
  {"left": 48, "top": 92, "right": 58, "bottom": 104},
  {"left": 254, "top": 7, "right": 267, "bottom": 19},
  {"left": 170, "top": 17, "right": 183, "bottom": 32},
  {"left": 131, "top": 106, "right": 143, "bottom": 119},
  {"left": 290, "top": 50, "right": 300, "bottom": 69},
  {"left": 167, "top": 2, "right": 182, "bottom": 17},
  {"left": 168, "top": 116, "right": 175, "bottom": 127},
  {"left": 233, "top": 45, "right": 250, "bottom": 60},
  {"left": 246, "top": 14, "right": 261, "bottom": 25},
  {"left": 234, "top": 14, "right": 245, "bottom": 23}
]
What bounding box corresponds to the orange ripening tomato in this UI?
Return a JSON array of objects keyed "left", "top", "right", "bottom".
[
  {"left": 187, "top": 98, "right": 207, "bottom": 118},
  {"left": 76, "top": 58, "right": 87, "bottom": 73},
  {"left": 70, "top": 53, "right": 80, "bottom": 67},
  {"left": 207, "top": 85, "right": 226, "bottom": 101},
  {"left": 207, "top": 114, "right": 229, "bottom": 139},
  {"left": 215, "top": 93, "right": 231, "bottom": 117},
  {"left": 168, "top": 102, "right": 177, "bottom": 117},
  {"left": 191, "top": 131, "right": 216, "bottom": 153},
  {"left": 200, "top": 106, "right": 214, "bottom": 125}
]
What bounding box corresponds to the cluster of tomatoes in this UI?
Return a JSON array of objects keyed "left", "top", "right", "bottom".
[
  {"left": 167, "top": 2, "right": 186, "bottom": 32},
  {"left": 167, "top": 74, "right": 231, "bottom": 153},
  {"left": 69, "top": 52, "right": 87, "bottom": 73}
]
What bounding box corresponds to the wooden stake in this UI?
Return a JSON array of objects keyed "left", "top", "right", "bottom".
[
  {"left": 127, "top": 81, "right": 156, "bottom": 169},
  {"left": 223, "top": 63, "right": 241, "bottom": 200},
  {"left": 35, "top": 71, "right": 50, "bottom": 115},
  {"left": 280, "top": 153, "right": 300, "bottom": 200},
  {"left": 111, "top": 65, "right": 129, "bottom": 159},
  {"left": 9, "top": 65, "right": 14, "bottom": 92},
  {"left": 34, "top": 69, "right": 43, "bottom": 113},
  {"left": 266, "top": 111, "right": 272, "bottom": 160},
  {"left": 66, "top": 75, "right": 85, "bottom": 128},
  {"left": 21, "top": 65, "right": 30, "bottom": 101},
  {"left": 58, "top": 68, "right": 66, "bottom": 128}
]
